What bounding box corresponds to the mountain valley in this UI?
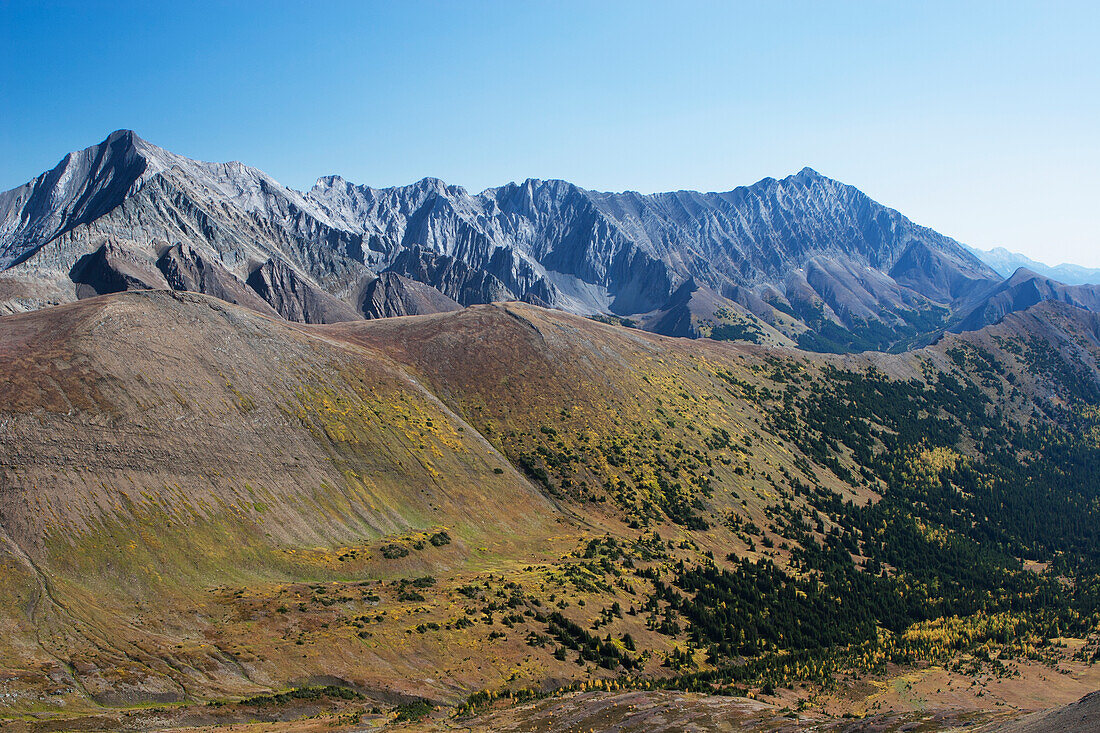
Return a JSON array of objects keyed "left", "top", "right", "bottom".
[{"left": 1, "top": 134, "right": 1100, "bottom": 731}]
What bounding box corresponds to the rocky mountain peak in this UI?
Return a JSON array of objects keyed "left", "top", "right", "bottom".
[
  {"left": 792, "top": 166, "right": 825, "bottom": 181},
  {"left": 102, "top": 128, "right": 143, "bottom": 149},
  {"left": 1, "top": 132, "right": 1091, "bottom": 353},
  {"left": 313, "top": 174, "right": 348, "bottom": 190},
  {"left": 0, "top": 130, "right": 164, "bottom": 268}
]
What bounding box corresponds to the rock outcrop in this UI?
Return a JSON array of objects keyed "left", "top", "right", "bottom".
[
  {"left": 245, "top": 257, "right": 362, "bottom": 324},
  {"left": 357, "top": 271, "right": 462, "bottom": 319}
]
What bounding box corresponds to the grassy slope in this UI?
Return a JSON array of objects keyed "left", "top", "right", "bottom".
[
  {"left": 1, "top": 293, "right": 1099, "bottom": 723},
  {"left": 327, "top": 302, "right": 870, "bottom": 549},
  {"left": 0, "top": 291, "right": 560, "bottom": 711}
]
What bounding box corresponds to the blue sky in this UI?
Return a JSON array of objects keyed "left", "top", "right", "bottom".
[{"left": 2, "top": 1, "right": 1098, "bottom": 266}]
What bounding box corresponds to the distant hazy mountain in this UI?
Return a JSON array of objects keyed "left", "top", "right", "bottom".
[
  {"left": 4, "top": 129, "right": 1097, "bottom": 352},
  {"left": 953, "top": 267, "right": 1100, "bottom": 333},
  {"left": 970, "top": 246, "right": 1100, "bottom": 285}
]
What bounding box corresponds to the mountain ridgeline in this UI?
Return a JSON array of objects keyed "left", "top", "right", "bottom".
[
  {"left": 4, "top": 130, "right": 1098, "bottom": 352},
  {"left": 972, "top": 246, "right": 1100, "bottom": 286}
]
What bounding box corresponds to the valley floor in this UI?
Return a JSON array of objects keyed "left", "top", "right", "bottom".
[{"left": 2, "top": 652, "right": 1097, "bottom": 732}]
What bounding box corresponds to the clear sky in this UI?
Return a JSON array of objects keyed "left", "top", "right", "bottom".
[{"left": 2, "top": 1, "right": 1098, "bottom": 266}]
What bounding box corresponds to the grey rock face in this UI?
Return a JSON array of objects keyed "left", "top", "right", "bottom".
[
  {"left": 245, "top": 258, "right": 362, "bottom": 324},
  {"left": 156, "top": 244, "right": 280, "bottom": 317},
  {"left": 304, "top": 169, "right": 1002, "bottom": 323},
  {"left": 0, "top": 131, "right": 371, "bottom": 317},
  {"left": 0, "top": 131, "right": 151, "bottom": 269},
  {"left": 384, "top": 246, "right": 524, "bottom": 306},
  {"left": 70, "top": 240, "right": 168, "bottom": 298},
  {"left": 2, "top": 130, "right": 1089, "bottom": 352},
  {"left": 358, "top": 272, "right": 462, "bottom": 319},
  {"left": 890, "top": 240, "right": 995, "bottom": 302}
]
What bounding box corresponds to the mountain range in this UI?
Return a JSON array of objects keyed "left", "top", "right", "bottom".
[
  {"left": 971, "top": 246, "right": 1100, "bottom": 285},
  {"left": 4, "top": 130, "right": 1099, "bottom": 353}
]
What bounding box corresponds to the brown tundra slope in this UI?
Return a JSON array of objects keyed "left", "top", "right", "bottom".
[
  {"left": 0, "top": 291, "right": 559, "bottom": 710},
  {"left": 1, "top": 290, "right": 1099, "bottom": 730}
]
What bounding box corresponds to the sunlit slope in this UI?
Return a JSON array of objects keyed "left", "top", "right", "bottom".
[
  {"left": 2, "top": 293, "right": 1100, "bottom": 721},
  {"left": 328, "top": 300, "right": 1100, "bottom": 701},
  {"left": 0, "top": 291, "right": 559, "bottom": 706},
  {"left": 333, "top": 299, "right": 1100, "bottom": 540},
  {"left": 329, "top": 302, "right": 884, "bottom": 535}
]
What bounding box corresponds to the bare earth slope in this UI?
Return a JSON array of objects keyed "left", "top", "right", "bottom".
[{"left": 982, "top": 690, "right": 1100, "bottom": 733}]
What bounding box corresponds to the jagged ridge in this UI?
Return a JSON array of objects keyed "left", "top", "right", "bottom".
[{"left": 4, "top": 130, "right": 1095, "bottom": 351}]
